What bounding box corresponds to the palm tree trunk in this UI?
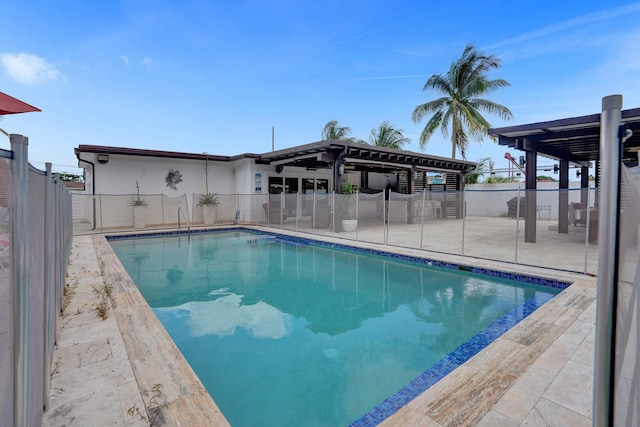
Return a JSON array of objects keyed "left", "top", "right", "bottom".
[{"left": 451, "top": 114, "right": 457, "bottom": 159}]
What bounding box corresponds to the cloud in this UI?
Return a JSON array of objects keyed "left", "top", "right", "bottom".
[
  {"left": 156, "top": 293, "right": 293, "bottom": 339},
  {"left": 120, "top": 55, "right": 130, "bottom": 66},
  {"left": 484, "top": 3, "right": 640, "bottom": 51},
  {"left": 0, "top": 52, "right": 64, "bottom": 85},
  {"left": 140, "top": 56, "right": 152, "bottom": 68}
]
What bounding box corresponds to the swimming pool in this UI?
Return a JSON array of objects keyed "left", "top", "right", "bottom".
[{"left": 108, "top": 229, "right": 566, "bottom": 426}]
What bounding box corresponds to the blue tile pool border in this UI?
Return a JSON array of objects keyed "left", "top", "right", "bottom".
[{"left": 106, "top": 227, "right": 572, "bottom": 425}]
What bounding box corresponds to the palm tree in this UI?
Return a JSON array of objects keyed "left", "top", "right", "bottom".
[
  {"left": 368, "top": 121, "right": 411, "bottom": 149},
  {"left": 412, "top": 44, "right": 513, "bottom": 159},
  {"left": 321, "top": 120, "right": 352, "bottom": 140},
  {"left": 464, "top": 157, "right": 491, "bottom": 184}
]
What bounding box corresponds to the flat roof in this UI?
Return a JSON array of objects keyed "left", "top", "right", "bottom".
[
  {"left": 77, "top": 140, "right": 477, "bottom": 175},
  {"left": 75, "top": 145, "right": 260, "bottom": 162},
  {"left": 489, "top": 107, "right": 640, "bottom": 164}
]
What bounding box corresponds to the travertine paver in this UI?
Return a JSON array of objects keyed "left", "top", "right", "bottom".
[{"left": 43, "top": 236, "right": 147, "bottom": 427}]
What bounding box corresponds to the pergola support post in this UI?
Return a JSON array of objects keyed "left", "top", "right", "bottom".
[
  {"left": 407, "top": 168, "right": 415, "bottom": 224},
  {"left": 524, "top": 145, "right": 537, "bottom": 243},
  {"left": 580, "top": 166, "right": 590, "bottom": 204},
  {"left": 456, "top": 173, "right": 465, "bottom": 219},
  {"left": 558, "top": 159, "right": 569, "bottom": 233}
]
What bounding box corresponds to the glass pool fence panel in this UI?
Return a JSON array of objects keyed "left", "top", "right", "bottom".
[
  {"left": 462, "top": 188, "right": 521, "bottom": 263},
  {"left": 0, "top": 152, "right": 13, "bottom": 427},
  {"left": 614, "top": 164, "right": 640, "bottom": 426}
]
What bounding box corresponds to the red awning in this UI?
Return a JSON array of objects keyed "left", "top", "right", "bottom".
[{"left": 0, "top": 91, "right": 41, "bottom": 115}]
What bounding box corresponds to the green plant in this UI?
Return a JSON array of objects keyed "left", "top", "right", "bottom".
[
  {"left": 128, "top": 181, "right": 149, "bottom": 207},
  {"left": 197, "top": 192, "right": 219, "bottom": 207},
  {"left": 339, "top": 182, "right": 358, "bottom": 220},
  {"left": 127, "top": 383, "right": 169, "bottom": 426},
  {"left": 412, "top": 43, "right": 512, "bottom": 159},
  {"left": 198, "top": 154, "right": 220, "bottom": 207},
  {"left": 92, "top": 282, "right": 114, "bottom": 320},
  {"left": 61, "top": 281, "right": 78, "bottom": 317}
]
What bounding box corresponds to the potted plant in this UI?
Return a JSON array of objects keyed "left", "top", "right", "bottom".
[
  {"left": 128, "top": 181, "right": 149, "bottom": 229},
  {"left": 198, "top": 154, "right": 219, "bottom": 225},
  {"left": 340, "top": 182, "right": 358, "bottom": 232},
  {"left": 198, "top": 192, "right": 219, "bottom": 225}
]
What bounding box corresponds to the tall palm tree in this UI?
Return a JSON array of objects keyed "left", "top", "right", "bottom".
[
  {"left": 321, "top": 120, "right": 352, "bottom": 140},
  {"left": 368, "top": 121, "right": 410, "bottom": 149},
  {"left": 412, "top": 44, "right": 513, "bottom": 159}
]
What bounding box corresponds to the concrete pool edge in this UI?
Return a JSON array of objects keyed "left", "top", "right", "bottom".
[{"left": 92, "top": 227, "right": 594, "bottom": 426}]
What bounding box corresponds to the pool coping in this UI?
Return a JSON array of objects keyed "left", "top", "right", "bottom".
[{"left": 95, "top": 226, "right": 594, "bottom": 426}]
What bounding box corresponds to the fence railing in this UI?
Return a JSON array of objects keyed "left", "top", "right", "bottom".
[
  {"left": 1, "top": 134, "right": 73, "bottom": 427},
  {"left": 74, "top": 187, "right": 598, "bottom": 274}
]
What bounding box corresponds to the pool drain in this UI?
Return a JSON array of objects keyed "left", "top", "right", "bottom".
[{"left": 323, "top": 348, "right": 339, "bottom": 359}]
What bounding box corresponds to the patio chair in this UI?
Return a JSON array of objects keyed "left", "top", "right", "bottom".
[{"left": 506, "top": 197, "right": 526, "bottom": 218}]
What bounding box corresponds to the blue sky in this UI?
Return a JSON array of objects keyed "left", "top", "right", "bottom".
[{"left": 2, "top": 0, "right": 639, "bottom": 175}]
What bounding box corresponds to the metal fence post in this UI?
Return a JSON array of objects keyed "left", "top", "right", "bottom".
[
  {"left": 43, "top": 163, "right": 54, "bottom": 411},
  {"left": 515, "top": 186, "right": 521, "bottom": 264},
  {"left": 593, "top": 94, "right": 623, "bottom": 426},
  {"left": 10, "top": 134, "right": 30, "bottom": 427},
  {"left": 355, "top": 191, "right": 359, "bottom": 241},
  {"left": 461, "top": 188, "right": 466, "bottom": 255},
  {"left": 419, "top": 190, "right": 425, "bottom": 249}
]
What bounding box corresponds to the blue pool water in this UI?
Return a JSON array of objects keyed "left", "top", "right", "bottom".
[{"left": 109, "top": 229, "right": 565, "bottom": 426}]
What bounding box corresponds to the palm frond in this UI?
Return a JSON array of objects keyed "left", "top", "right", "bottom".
[
  {"left": 322, "top": 120, "right": 352, "bottom": 140},
  {"left": 413, "top": 43, "right": 512, "bottom": 158}
]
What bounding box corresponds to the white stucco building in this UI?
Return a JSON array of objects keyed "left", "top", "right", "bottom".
[{"left": 74, "top": 140, "right": 475, "bottom": 229}]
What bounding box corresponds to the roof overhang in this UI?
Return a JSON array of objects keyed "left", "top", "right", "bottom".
[
  {"left": 75, "top": 145, "right": 261, "bottom": 162},
  {"left": 0, "top": 91, "right": 41, "bottom": 115},
  {"left": 259, "top": 140, "right": 476, "bottom": 174},
  {"left": 489, "top": 108, "right": 640, "bottom": 164}
]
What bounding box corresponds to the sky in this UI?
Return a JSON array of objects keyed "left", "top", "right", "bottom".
[{"left": 1, "top": 0, "right": 640, "bottom": 176}]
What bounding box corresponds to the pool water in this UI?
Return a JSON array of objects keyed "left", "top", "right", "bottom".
[{"left": 109, "top": 230, "right": 562, "bottom": 426}]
